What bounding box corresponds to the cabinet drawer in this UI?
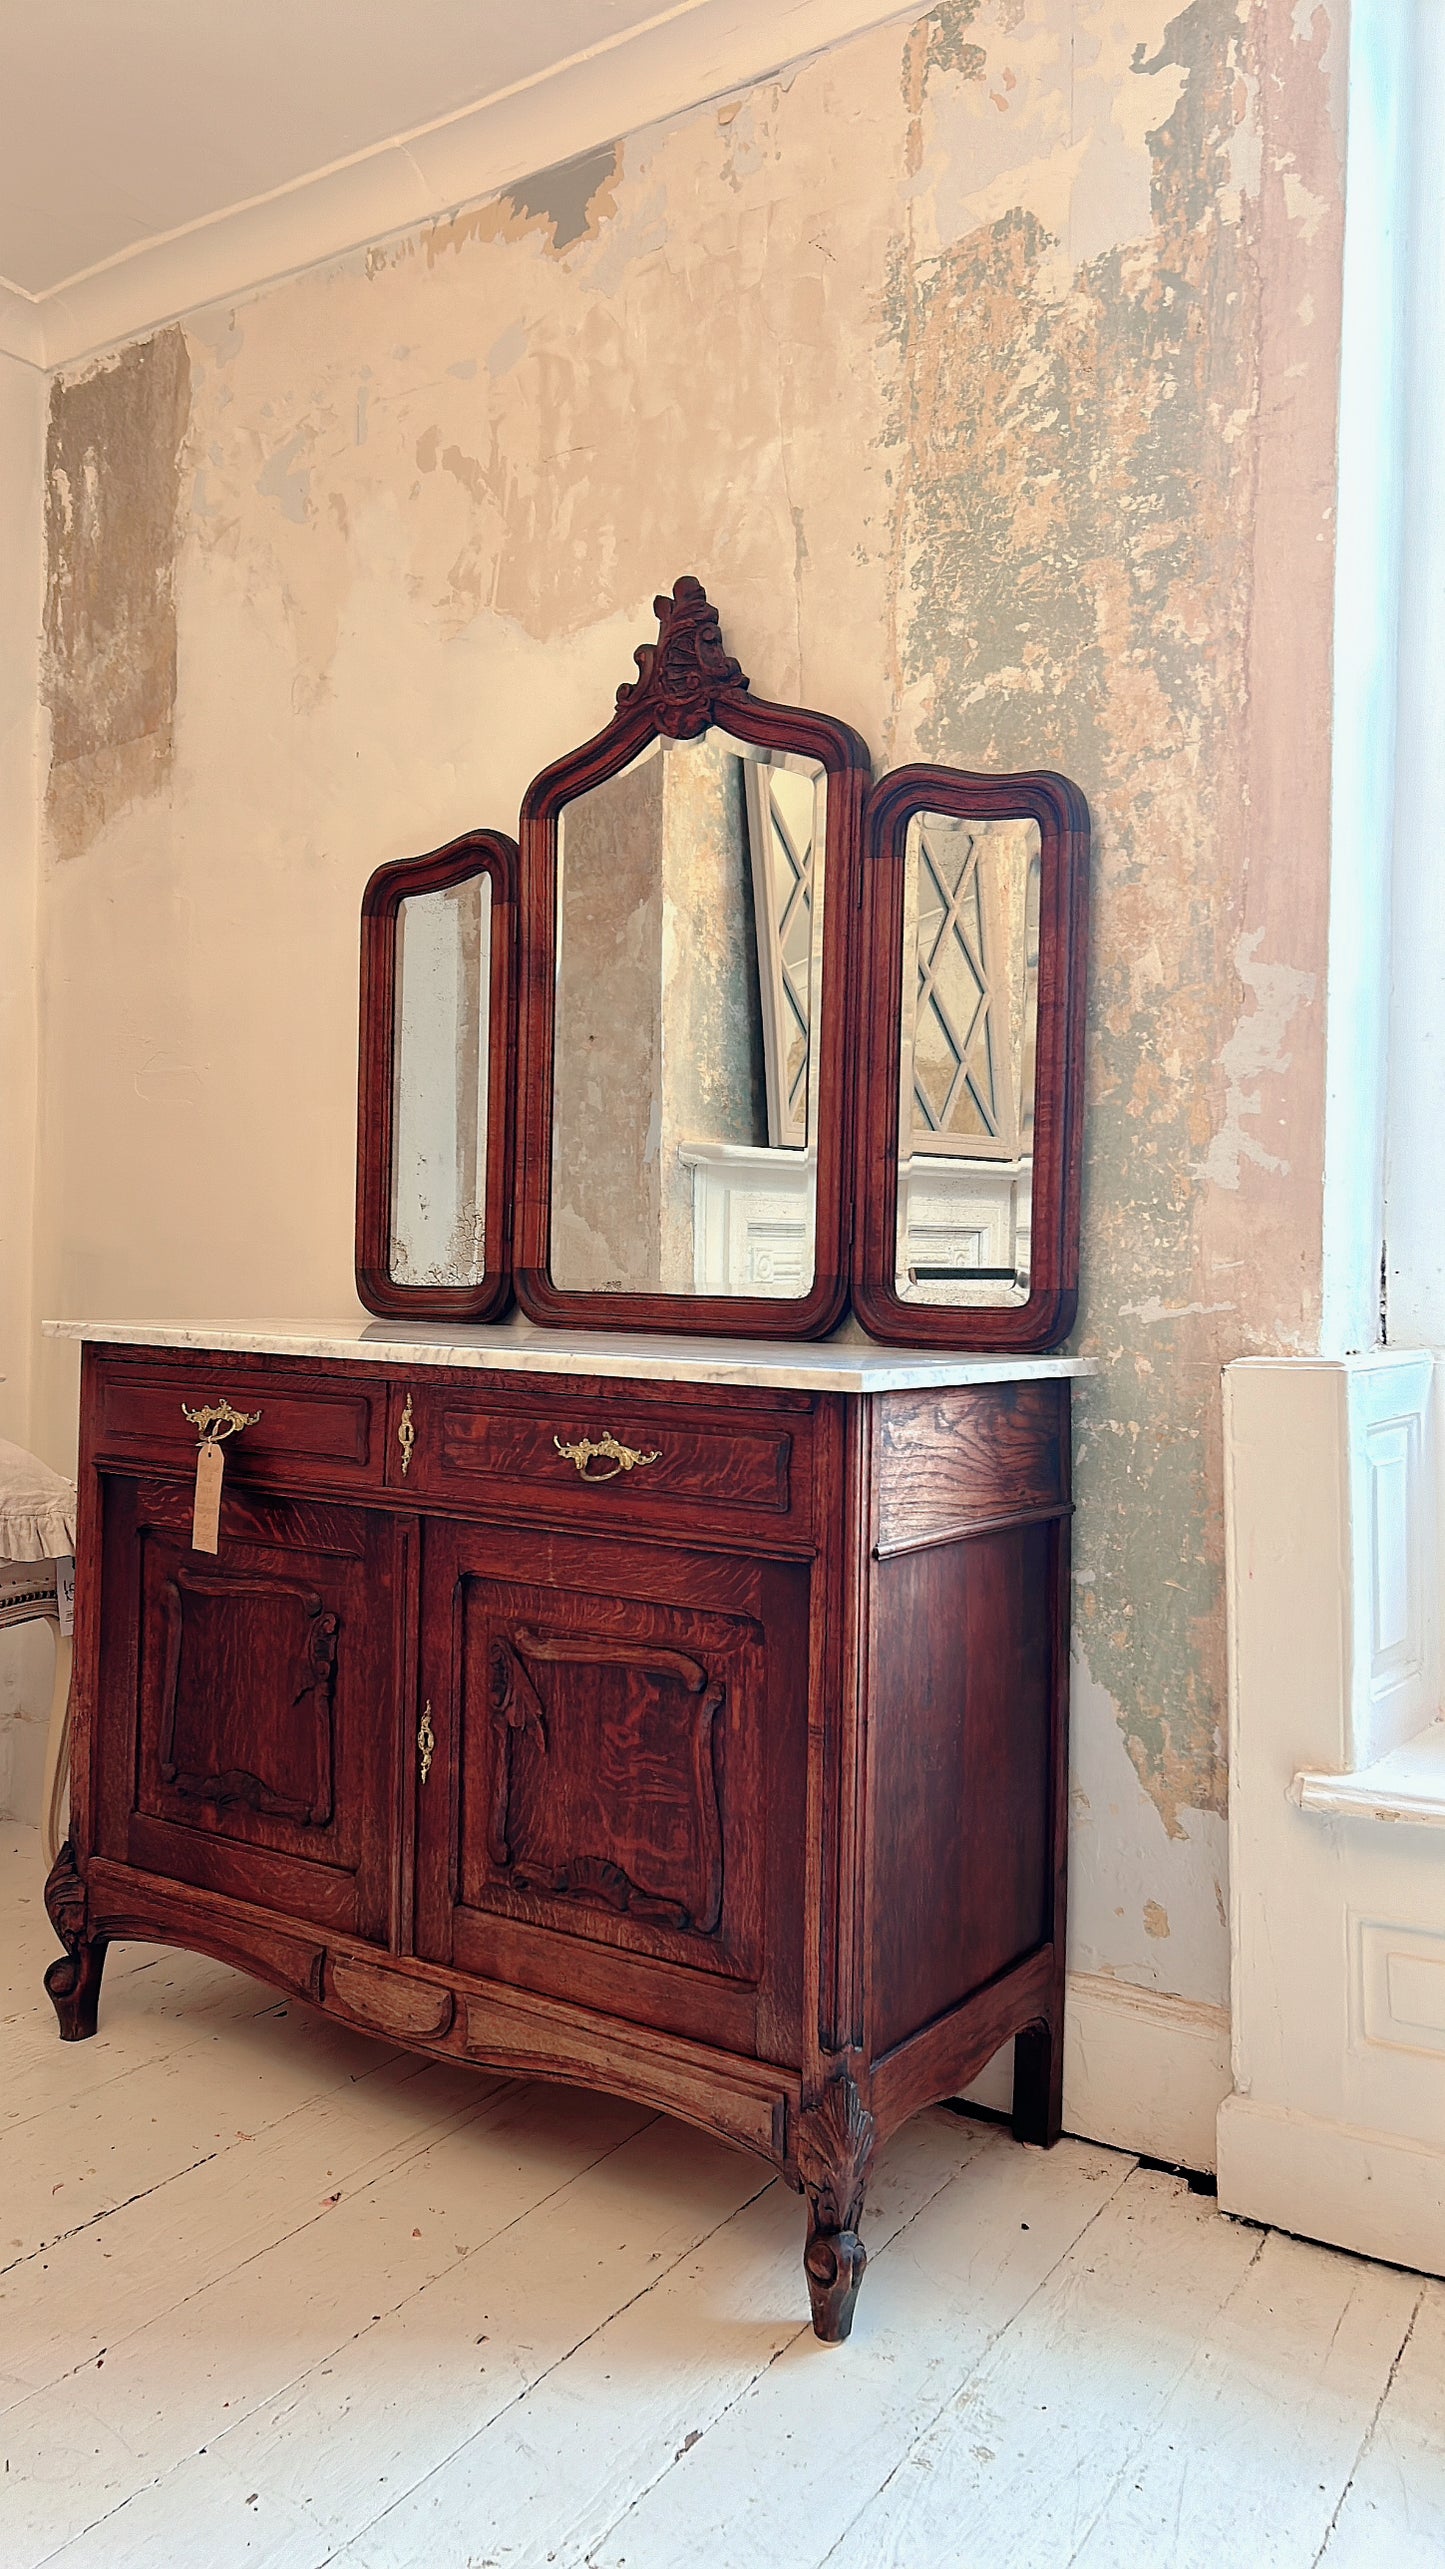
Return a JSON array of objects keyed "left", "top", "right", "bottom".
[
  {"left": 393, "top": 1375, "right": 814, "bottom": 1543},
  {"left": 88, "top": 1355, "right": 384, "bottom": 1492}
]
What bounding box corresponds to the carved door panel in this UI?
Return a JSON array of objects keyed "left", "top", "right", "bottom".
[
  {"left": 94, "top": 1475, "right": 401, "bottom": 1942},
  {"left": 415, "top": 1522, "right": 809, "bottom": 2058}
]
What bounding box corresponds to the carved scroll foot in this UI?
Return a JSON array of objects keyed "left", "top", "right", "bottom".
[
  {"left": 795, "top": 2069, "right": 876, "bottom": 2345},
  {"left": 43, "top": 1838, "right": 107, "bottom": 2041},
  {"left": 1012, "top": 2014, "right": 1063, "bottom": 2149},
  {"left": 804, "top": 2218, "right": 867, "bottom": 2344}
]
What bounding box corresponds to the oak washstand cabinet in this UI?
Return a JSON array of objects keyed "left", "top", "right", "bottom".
[
  {"left": 45, "top": 580, "right": 1090, "bottom": 2341},
  {"left": 45, "top": 1322, "right": 1078, "bottom": 2341}
]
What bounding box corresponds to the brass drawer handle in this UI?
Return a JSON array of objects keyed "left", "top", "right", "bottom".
[
  {"left": 181, "top": 1399, "right": 260, "bottom": 1442},
  {"left": 553, "top": 1431, "right": 661, "bottom": 1483}
]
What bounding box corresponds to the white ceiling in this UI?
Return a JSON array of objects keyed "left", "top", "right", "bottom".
[
  {"left": 0, "top": 0, "right": 912, "bottom": 370},
  {"left": 0, "top": 1, "right": 691, "bottom": 298}
]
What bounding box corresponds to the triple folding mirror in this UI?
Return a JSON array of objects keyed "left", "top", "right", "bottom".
[{"left": 357, "top": 578, "right": 1088, "bottom": 1348}]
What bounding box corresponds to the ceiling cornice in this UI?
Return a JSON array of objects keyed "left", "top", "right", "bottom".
[{"left": 0, "top": 0, "right": 916, "bottom": 378}]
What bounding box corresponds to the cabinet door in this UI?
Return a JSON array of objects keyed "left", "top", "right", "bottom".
[
  {"left": 94, "top": 1475, "right": 402, "bottom": 1943},
  {"left": 415, "top": 1521, "right": 808, "bottom": 2058}
]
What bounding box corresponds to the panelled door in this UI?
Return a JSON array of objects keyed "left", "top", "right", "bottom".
[
  {"left": 414, "top": 1518, "right": 810, "bottom": 2059},
  {"left": 93, "top": 1473, "right": 402, "bottom": 1943}
]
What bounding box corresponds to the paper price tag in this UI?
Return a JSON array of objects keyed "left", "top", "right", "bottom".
[
  {"left": 192, "top": 1438, "right": 224, "bottom": 1552},
  {"left": 57, "top": 1555, "right": 75, "bottom": 1637}
]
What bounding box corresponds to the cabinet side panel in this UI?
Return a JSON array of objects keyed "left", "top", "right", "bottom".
[
  {"left": 873, "top": 1381, "right": 1068, "bottom": 1554},
  {"left": 867, "top": 1522, "right": 1054, "bottom": 2056}
]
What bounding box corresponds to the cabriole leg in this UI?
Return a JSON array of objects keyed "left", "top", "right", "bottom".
[
  {"left": 795, "top": 2070, "right": 877, "bottom": 2345},
  {"left": 43, "top": 1837, "right": 108, "bottom": 2041}
]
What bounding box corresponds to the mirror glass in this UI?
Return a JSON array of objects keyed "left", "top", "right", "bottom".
[
  {"left": 389, "top": 875, "right": 492, "bottom": 1286},
  {"left": 895, "top": 810, "right": 1041, "bottom": 1307},
  {"left": 550, "top": 728, "right": 826, "bottom": 1298}
]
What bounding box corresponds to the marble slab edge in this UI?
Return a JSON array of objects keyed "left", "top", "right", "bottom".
[{"left": 44, "top": 1319, "right": 1093, "bottom": 1396}]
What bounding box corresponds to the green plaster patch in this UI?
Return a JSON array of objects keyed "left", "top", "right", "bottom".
[{"left": 881, "top": 0, "right": 1258, "bottom": 1825}]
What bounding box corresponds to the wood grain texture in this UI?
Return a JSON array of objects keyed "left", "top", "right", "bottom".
[
  {"left": 873, "top": 1378, "right": 1069, "bottom": 1556},
  {"left": 853, "top": 762, "right": 1090, "bottom": 1353},
  {"left": 354, "top": 826, "right": 519, "bottom": 1323},
  {"left": 392, "top": 1373, "right": 809, "bottom": 1542},
  {"left": 92, "top": 1470, "right": 401, "bottom": 1944},
  {"left": 866, "top": 1523, "right": 1055, "bottom": 2057},
  {"left": 511, "top": 578, "right": 870, "bottom": 1341},
  {"left": 326, "top": 1953, "right": 455, "bottom": 2041},
  {"left": 91, "top": 1355, "right": 382, "bottom": 1488}
]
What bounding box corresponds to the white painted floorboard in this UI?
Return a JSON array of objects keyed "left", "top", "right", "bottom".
[{"left": 1, "top": 1824, "right": 1442, "bottom": 2567}]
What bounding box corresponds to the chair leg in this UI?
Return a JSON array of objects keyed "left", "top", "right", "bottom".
[{"left": 41, "top": 1619, "right": 72, "bottom": 1868}]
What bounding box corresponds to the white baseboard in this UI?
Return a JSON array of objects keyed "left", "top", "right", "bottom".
[
  {"left": 962, "top": 1971, "right": 1232, "bottom": 2171},
  {"left": 1218, "top": 2094, "right": 1445, "bottom": 2275}
]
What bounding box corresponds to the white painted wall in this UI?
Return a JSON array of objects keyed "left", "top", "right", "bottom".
[
  {"left": 0, "top": 345, "right": 51, "bottom": 1819},
  {"left": 1384, "top": 1, "right": 1445, "bottom": 1349},
  {"left": 1221, "top": 1351, "right": 1445, "bottom": 2271},
  {"left": 1320, "top": 0, "right": 1414, "bottom": 1357}
]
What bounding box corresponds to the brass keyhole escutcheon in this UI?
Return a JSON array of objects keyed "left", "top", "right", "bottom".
[
  {"left": 552, "top": 1431, "right": 662, "bottom": 1483},
  {"left": 397, "top": 1391, "right": 416, "bottom": 1477},
  {"left": 417, "top": 1702, "right": 435, "bottom": 1786}
]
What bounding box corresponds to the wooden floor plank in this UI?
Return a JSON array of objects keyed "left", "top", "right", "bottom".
[
  {"left": 0, "top": 2055, "right": 505, "bottom": 2408},
  {"left": 1, "top": 1946, "right": 286, "bottom": 2134},
  {"left": 0, "top": 1831, "right": 165, "bottom": 2020},
  {"left": 1, "top": 1999, "right": 413, "bottom": 2274},
  {"left": 1066, "top": 2225, "right": 1422, "bottom": 2568},
  {"left": 580, "top": 2132, "right": 1134, "bottom": 2569},
  {"left": 1317, "top": 2279, "right": 1445, "bottom": 2565},
  {"left": 0, "top": 2083, "right": 653, "bottom": 2568},
  {"left": 32, "top": 2112, "right": 760, "bottom": 2569},
  {"left": 6, "top": 1831, "right": 1444, "bottom": 2569},
  {"left": 822, "top": 2167, "right": 1265, "bottom": 2569},
  {"left": 328, "top": 2106, "right": 987, "bottom": 2569}
]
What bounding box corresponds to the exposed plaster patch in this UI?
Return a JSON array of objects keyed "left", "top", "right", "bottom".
[
  {"left": 883, "top": 0, "right": 1279, "bottom": 1831},
  {"left": 43, "top": 327, "right": 189, "bottom": 861},
  {"left": 503, "top": 141, "right": 623, "bottom": 251},
  {"left": 1282, "top": 166, "right": 1329, "bottom": 239},
  {"left": 1200, "top": 926, "right": 1316, "bottom": 1190},
  {"left": 1069, "top": 1647, "right": 1228, "bottom": 1998},
  {"left": 256, "top": 425, "right": 314, "bottom": 525}
]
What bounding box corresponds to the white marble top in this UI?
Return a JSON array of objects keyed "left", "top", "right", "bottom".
[{"left": 44, "top": 1314, "right": 1090, "bottom": 1396}]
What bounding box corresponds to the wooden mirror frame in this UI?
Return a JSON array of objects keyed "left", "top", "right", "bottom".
[
  {"left": 512, "top": 578, "right": 871, "bottom": 1341},
  {"left": 852, "top": 765, "right": 1090, "bottom": 1352},
  {"left": 355, "top": 827, "right": 518, "bottom": 1321}
]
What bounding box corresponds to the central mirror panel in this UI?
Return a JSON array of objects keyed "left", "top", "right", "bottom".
[
  {"left": 897, "top": 810, "right": 1041, "bottom": 1308},
  {"left": 550, "top": 729, "right": 825, "bottom": 1300}
]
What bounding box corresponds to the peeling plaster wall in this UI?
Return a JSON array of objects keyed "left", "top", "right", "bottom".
[
  {"left": 32, "top": 0, "right": 1346, "bottom": 2008},
  {"left": 0, "top": 348, "right": 50, "bottom": 1817}
]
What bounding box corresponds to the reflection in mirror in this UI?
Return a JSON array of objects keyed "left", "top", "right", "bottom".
[
  {"left": 895, "top": 811, "right": 1041, "bottom": 1306},
  {"left": 550, "top": 729, "right": 826, "bottom": 1298},
  {"left": 390, "top": 876, "right": 492, "bottom": 1286}
]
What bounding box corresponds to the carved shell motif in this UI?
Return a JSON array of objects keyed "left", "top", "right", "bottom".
[
  {"left": 614, "top": 576, "right": 748, "bottom": 740},
  {"left": 793, "top": 2070, "right": 877, "bottom": 2235}
]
